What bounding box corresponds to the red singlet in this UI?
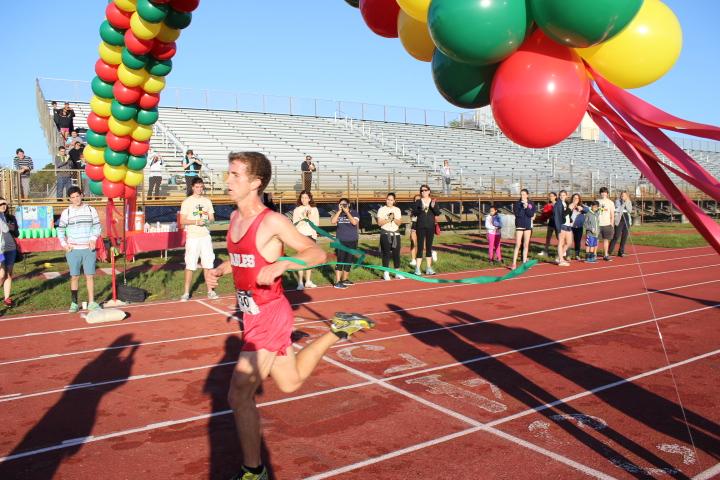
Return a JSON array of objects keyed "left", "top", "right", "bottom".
[{"left": 228, "top": 208, "right": 294, "bottom": 355}]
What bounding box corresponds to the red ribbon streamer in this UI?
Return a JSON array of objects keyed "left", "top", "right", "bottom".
[{"left": 585, "top": 70, "right": 720, "bottom": 253}]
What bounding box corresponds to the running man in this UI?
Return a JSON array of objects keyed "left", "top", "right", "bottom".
[{"left": 206, "top": 152, "right": 374, "bottom": 480}]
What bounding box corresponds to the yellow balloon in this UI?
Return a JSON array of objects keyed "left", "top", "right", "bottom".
[
  {"left": 576, "top": 0, "right": 682, "bottom": 89},
  {"left": 83, "top": 145, "right": 106, "bottom": 166},
  {"left": 114, "top": 0, "right": 137, "bottom": 13},
  {"left": 156, "top": 24, "right": 181, "bottom": 43},
  {"left": 132, "top": 124, "right": 154, "bottom": 142},
  {"left": 130, "top": 12, "right": 162, "bottom": 40},
  {"left": 397, "top": 0, "right": 431, "bottom": 23},
  {"left": 90, "top": 96, "right": 112, "bottom": 117},
  {"left": 124, "top": 169, "right": 144, "bottom": 187},
  {"left": 398, "top": 10, "right": 435, "bottom": 62},
  {"left": 117, "top": 64, "right": 149, "bottom": 88},
  {"left": 104, "top": 163, "right": 128, "bottom": 183},
  {"left": 143, "top": 75, "right": 166, "bottom": 94},
  {"left": 98, "top": 42, "right": 123, "bottom": 66},
  {"left": 108, "top": 117, "right": 137, "bottom": 137}
]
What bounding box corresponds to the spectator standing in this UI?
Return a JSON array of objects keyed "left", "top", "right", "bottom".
[
  {"left": 51, "top": 101, "right": 61, "bottom": 131},
  {"left": 57, "top": 103, "right": 75, "bottom": 140},
  {"left": 377, "top": 192, "right": 404, "bottom": 280},
  {"left": 609, "top": 191, "right": 633, "bottom": 257},
  {"left": 13, "top": 148, "right": 33, "bottom": 199},
  {"left": 147, "top": 154, "right": 164, "bottom": 198},
  {"left": 408, "top": 194, "right": 420, "bottom": 267},
  {"left": 180, "top": 177, "right": 218, "bottom": 301},
  {"left": 554, "top": 190, "right": 574, "bottom": 266},
  {"left": 485, "top": 205, "right": 503, "bottom": 264},
  {"left": 583, "top": 201, "right": 601, "bottom": 263},
  {"left": 182, "top": 149, "right": 203, "bottom": 196},
  {"left": 511, "top": 189, "right": 536, "bottom": 269},
  {"left": 0, "top": 197, "right": 18, "bottom": 306},
  {"left": 412, "top": 184, "right": 441, "bottom": 275},
  {"left": 292, "top": 190, "right": 320, "bottom": 290},
  {"left": 55, "top": 146, "right": 72, "bottom": 198},
  {"left": 57, "top": 187, "right": 102, "bottom": 312},
  {"left": 441, "top": 159, "right": 452, "bottom": 195},
  {"left": 538, "top": 191, "right": 557, "bottom": 257},
  {"left": 597, "top": 187, "right": 616, "bottom": 261},
  {"left": 301, "top": 155, "right": 316, "bottom": 192},
  {"left": 570, "top": 193, "right": 586, "bottom": 260},
  {"left": 330, "top": 197, "right": 359, "bottom": 289}
]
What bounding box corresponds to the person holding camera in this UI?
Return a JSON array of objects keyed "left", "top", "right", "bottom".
[
  {"left": 300, "top": 155, "right": 316, "bottom": 192},
  {"left": 182, "top": 149, "right": 204, "bottom": 196},
  {"left": 412, "top": 184, "right": 441, "bottom": 276},
  {"left": 292, "top": 190, "right": 320, "bottom": 290},
  {"left": 377, "top": 192, "right": 404, "bottom": 280},
  {"left": 331, "top": 198, "right": 359, "bottom": 289}
]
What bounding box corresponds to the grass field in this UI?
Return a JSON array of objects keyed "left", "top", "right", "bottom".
[{"left": 5, "top": 222, "right": 708, "bottom": 315}]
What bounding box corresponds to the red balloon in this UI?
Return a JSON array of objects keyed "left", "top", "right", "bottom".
[
  {"left": 151, "top": 41, "right": 177, "bottom": 60},
  {"left": 113, "top": 83, "right": 143, "bottom": 105},
  {"left": 129, "top": 140, "right": 150, "bottom": 156},
  {"left": 106, "top": 2, "right": 132, "bottom": 30},
  {"left": 87, "top": 112, "right": 110, "bottom": 134},
  {"left": 138, "top": 92, "right": 160, "bottom": 109},
  {"left": 124, "top": 184, "right": 138, "bottom": 200},
  {"left": 490, "top": 30, "right": 590, "bottom": 148},
  {"left": 85, "top": 164, "right": 105, "bottom": 182},
  {"left": 102, "top": 179, "right": 125, "bottom": 199},
  {"left": 125, "top": 30, "right": 154, "bottom": 55},
  {"left": 107, "top": 132, "right": 133, "bottom": 151},
  {"left": 359, "top": 0, "right": 400, "bottom": 38},
  {"left": 95, "top": 59, "right": 119, "bottom": 83},
  {"left": 170, "top": 0, "right": 200, "bottom": 12}
]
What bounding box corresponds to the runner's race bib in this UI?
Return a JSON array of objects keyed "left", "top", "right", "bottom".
[{"left": 236, "top": 290, "right": 260, "bottom": 315}]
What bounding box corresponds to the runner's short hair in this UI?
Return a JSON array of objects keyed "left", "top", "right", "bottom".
[{"left": 228, "top": 151, "right": 272, "bottom": 194}]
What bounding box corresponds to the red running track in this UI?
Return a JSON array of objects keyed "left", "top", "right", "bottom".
[{"left": 0, "top": 244, "right": 718, "bottom": 479}]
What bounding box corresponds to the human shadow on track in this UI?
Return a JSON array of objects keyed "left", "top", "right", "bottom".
[
  {"left": 448, "top": 310, "right": 720, "bottom": 465},
  {"left": 0, "top": 334, "right": 139, "bottom": 480},
  {"left": 393, "top": 305, "right": 689, "bottom": 479},
  {"left": 205, "top": 335, "right": 275, "bottom": 480}
]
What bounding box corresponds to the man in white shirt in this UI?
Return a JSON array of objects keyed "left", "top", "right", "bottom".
[
  {"left": 180, "top": 177, "right": 217, "bottom": 300},
  {"left": 596, "top": 187, "right": 616, "bottom": 261}
]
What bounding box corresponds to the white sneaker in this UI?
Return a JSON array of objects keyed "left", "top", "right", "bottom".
[
  {"left": 207, "top": 291, "right": 219, "bottom": 300},
  {"left": 414, "top": 268, "right": 422, "bottom": 276},
  {"left": 296, "top": 283, "right": 304, "bottom": 291},
  {"left": 304, "top": 281, "right": 317, "bottom": 288},
  {"left": 180, "top": 293, "right": 190, "bottom": 301},
  {"left": 537, "top": 251, "right": 546, "bottom": 257},
  {"left": 409, "top": 259, "right": 416, "bottom": 267},
  {"left": 383, "top": 271, "right": 391, "bottom": 281},
  {"left": 431, "top": 251, "right": 438, "bottom": 262},
  {"left": 395, "top": 274, "right": 406, "bottom": 280}
]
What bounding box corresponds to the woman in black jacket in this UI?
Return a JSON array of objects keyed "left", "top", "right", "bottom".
[
  {"left": 511, "top": 189, "right": 536, "bottom": 269},
  {"left": 412, "top": 184, "right": 441, "bottom": 276}
]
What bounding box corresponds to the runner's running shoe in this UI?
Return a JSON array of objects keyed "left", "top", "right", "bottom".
[{"left": 331, "top": 312, "right": 375, "bottom": 339}]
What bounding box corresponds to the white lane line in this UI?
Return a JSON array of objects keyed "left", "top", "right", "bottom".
[
  {"left": 693, "top": 463, "right": 720, "bottom": 480},
  {"left": 0, "top": 246, "right": 710, "bottom": 324},
  {"left": 3, "top": 337, "right": 716, "bottom": 473},
  {"left": 1, "top": 266, "right": 716, "bottom": 369},
  {"left": 305, "top": 347, "right": 720, "bottom": 479}
]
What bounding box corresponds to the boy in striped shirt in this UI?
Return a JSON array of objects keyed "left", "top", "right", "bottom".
[{"left": 57, "top": 187, "right": 102, "bottom": 312}]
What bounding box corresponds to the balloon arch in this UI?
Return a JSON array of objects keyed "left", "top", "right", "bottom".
[{"left": 86, "top": 0, "right": 720, "bottom": 252}]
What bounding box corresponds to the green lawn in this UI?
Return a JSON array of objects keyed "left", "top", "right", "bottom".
[{"left": 5, "top": 223, "right": 708, "bottom": 315}]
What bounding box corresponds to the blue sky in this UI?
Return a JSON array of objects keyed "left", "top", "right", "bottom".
[{"left": 1, "top": 0, "right": 718, "bottom": 167}]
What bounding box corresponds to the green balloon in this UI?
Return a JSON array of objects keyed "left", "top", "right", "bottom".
[
  {"left": 128, "top": 154, "right": 148, "bottom": 170},
  {"left": 428, "top": 0, "right": 529, "bottom": 66},
  {"left": 530, "top": 0, "right": 643, "bottom": 48},
  {"left": 99, "top": 20, "right": 126, "bottom": 46},
  {"left": 86, "top": 130, "right": 108, "bottom": 148},
  {"left": 121, "top": 48, "right": 149, "bottom": 70},
  {"left": 137, "top": 0, "right": 169, "bottom": 23},
  {"left": 91, "top": 76, "right": 115, "bottom": 99},
  {"left": 89, "top": 180, "right": 104, "bottom": 196},
  {"left": 105, "top": 148, "right": 130, "bottom": 166},
  {"left": 344, "top": 0, "right": 359, "bottom": 7},
  {"left": 111, "top": 100, "right": 139, "bottom": 121},
  {"left": 165, "top": 9, "right": 192, "bottom": 29},
  {"left": 51, "top": 228, "right": 57, "bottom": 237},
  {"left": 432, "top": 50, "right": 498, "bottom": 109},
  {"left": 147, "top": 58, "right": 172, "bottom": 76},
  {"left": 136, "top": 107, "right": 159, "bottom": 125}
]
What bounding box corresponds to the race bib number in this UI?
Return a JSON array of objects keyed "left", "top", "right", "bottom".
[{"left": 236, "top": 290, "right": 260, "bottom": 315}]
